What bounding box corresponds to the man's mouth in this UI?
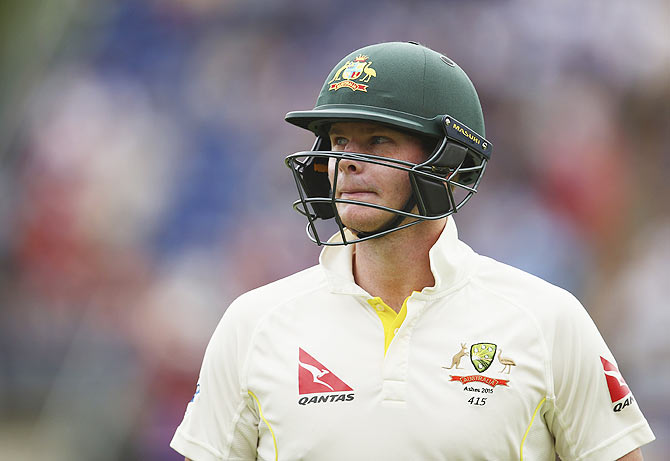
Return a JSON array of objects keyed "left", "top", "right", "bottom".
[{"left": 339, "top": 190, "right": 375, "bottom": 200}]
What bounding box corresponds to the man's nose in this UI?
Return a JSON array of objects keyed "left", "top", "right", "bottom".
[
  {"left": 338, "top": 141, "right": 365, "bottom": 173},
  {"left": 337, "top": 155, "right": 363, "bottom": 174}
]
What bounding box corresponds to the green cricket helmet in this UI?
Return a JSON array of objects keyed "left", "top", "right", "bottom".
[{"left": 285, "top": 41, "right": 492, "bottom": 246}]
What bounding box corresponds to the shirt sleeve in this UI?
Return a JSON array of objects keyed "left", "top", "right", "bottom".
[
  {"left": 170, "top": 299, "right": 260, "bottom": 461},
  {"left": 543, "top": 292, "right": 655, "bottom": 461}
]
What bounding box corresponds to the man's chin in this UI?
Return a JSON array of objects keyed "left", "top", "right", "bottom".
[{"left": 338, "top": 209, "right": 399, "bottom": 236}]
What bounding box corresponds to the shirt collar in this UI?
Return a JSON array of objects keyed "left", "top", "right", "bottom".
[{"left": 319, "top": 218, "right": 476, "bottom": 297}]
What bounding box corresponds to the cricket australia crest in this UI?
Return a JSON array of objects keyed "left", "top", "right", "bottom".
[
  {"left": 470, "top": 343, "right": 497, "bottom": 373},
  {"left": 328, "top": 55, "right": 376, "bottom": 92}
]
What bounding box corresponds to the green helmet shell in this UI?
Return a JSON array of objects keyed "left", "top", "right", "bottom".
[{"left": 285, "top": 41, "right": 485, "bottom": 139}]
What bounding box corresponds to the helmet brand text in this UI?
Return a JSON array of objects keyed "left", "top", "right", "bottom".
[{"left": 452, "top": 122, "right": 482, "bottom": 145}]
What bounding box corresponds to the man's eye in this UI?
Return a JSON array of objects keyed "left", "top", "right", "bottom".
[
  {"left": 333, "top": 137, "right": 348, "bottom": 146},
  {"left": 371, "top": 136, "right": 389, "bottom": 145}
]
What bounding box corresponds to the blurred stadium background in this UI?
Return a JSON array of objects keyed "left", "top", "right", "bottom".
[{"left": 0, "top": 0, "right": 668, "bottom": 459}]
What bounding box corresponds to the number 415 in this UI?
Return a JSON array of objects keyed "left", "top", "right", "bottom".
[{"left": 468, "top": 397, "right": 487, "bottom": 406}]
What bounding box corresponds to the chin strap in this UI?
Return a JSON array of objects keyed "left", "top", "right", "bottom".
[{"left": 349, "top": 195, "right": 418, "bottom": 240}]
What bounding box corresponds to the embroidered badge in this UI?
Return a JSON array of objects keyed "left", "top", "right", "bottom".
[
  {"left": 442, "top": 343, "right": 468, "bottom": 369},
  {"left": 328, "top": 55, "right": 376, "bottom": 92},
  {"left": 497, "top": 349, "right": 516, "bottom": 374},
  {"left": 444, "top": 341, "right": 517, "bottom": 405},
  {"left": 449, "top": 374, "right": 509, "bottom": 388},
  {"left": 470, "top": 343, "right": 497, "bottom": 373}
]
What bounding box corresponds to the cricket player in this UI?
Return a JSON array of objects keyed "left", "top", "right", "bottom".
[{"left": 171, "top": 42, "right": 655, "bottom": 460}]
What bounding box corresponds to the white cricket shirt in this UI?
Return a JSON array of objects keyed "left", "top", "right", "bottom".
[{"left": 171, "top": 218, "right": 655, "bottom": 460}]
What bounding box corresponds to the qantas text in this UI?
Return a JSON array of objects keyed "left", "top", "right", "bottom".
[{"left": 298, "top": 393, "right": 354, "bottom": 406}]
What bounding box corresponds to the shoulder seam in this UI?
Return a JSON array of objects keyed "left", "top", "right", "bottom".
[
  {"left": 469, "top": 275, "right": 585, "bottom": 456},
  {"left": 238, "top": 277, "right": 330, "bottom": 392},
  {"left": 469, "top": 277, "right": 554, "bottom": 400}
]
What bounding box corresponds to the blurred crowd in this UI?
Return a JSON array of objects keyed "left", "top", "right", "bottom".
[{"left": 0, "top": 0, "right": 668, "bottom": 459}]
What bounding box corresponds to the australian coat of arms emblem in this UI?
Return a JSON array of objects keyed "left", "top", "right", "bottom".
[{"left": 328, "top": 55, "right": 376, "bottom": 92}]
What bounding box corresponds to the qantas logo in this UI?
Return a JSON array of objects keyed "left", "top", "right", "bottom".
[
  {"left": 601, "top": 356, "right": 634, "bottom": 412},
  {"left": 298, "top": 348, "right": 354, "bottom": 406},
  {"left": 298, "top": 348, "right": 352, "bottom": 394},
  {"left": 299, "top": 359, "right": 334, "bottom": 391},
  {"left": 600, "top": 356, "right": 630, "bottom": 401}
]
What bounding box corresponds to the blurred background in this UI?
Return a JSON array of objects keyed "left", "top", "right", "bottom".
[{"left": 0, "top": 0, "right": 668, "bottom": 459}]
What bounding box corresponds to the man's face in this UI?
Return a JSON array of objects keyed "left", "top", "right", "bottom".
[{"left": 327, "top": 121, "right": 426, "bottom": 234}]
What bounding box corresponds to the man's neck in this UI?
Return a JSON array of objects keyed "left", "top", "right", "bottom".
[{"left": 352, "top": 218, "right": 446, "bottom": 312}]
